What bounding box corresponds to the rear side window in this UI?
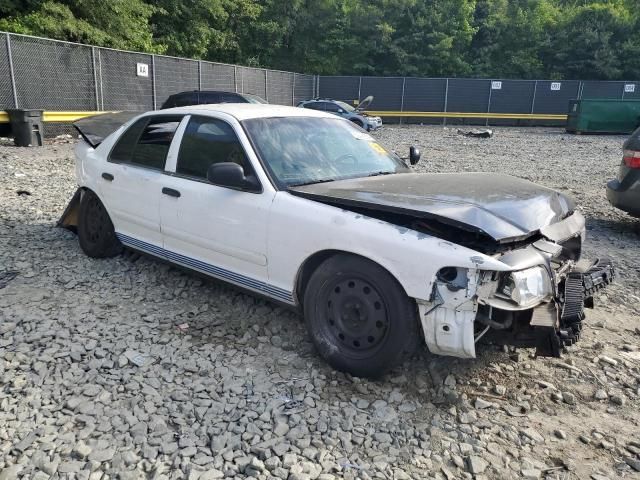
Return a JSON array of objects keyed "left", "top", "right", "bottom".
[
  {"left": 198, "top": 92, "right": 221, "bottom": 104},
  {"left": 109, "top": 116, "right": 182, "bottom": 170},
  {"left": 324, "top": 102, "right": 341, "bottom": 113},
  {"left": 219, "top": 93, "right": 245, "bottom": 103},
  {"left": 303, "top": 102, "right": 324, "bottom": 111},
  {"left": 173, "top": 93, "right": 197, "bottom": 107},
  {"left": 176, "top": 116, "right": 251, "bottom": 180}
]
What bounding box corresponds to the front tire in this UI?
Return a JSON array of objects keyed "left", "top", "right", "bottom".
[
  {"left": 303, "top": 254, "right": 419, "bottom": 378},
  {"left": 77, "top": 190, "right": 122, "bottom": 258},
  {"left": 350, "top": 118, "right": 364, "bottom": 129}
]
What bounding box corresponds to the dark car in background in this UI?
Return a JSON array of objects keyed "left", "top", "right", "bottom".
[
  {"left": 607, "top": 127, "right": 640, "bottom": 217},
  {"left": 160, "top": 90, "right": 268, "bottom": 109}
]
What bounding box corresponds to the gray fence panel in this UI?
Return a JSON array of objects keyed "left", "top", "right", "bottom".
[
  {"left": 447, "top": 79, "right": 491, "bottom": 112},
  {"left": 581, "top": 81, "right": 624, "bottom": 100},
  {"left": 489, "top": 80, "right": 535, "bottom": 113},
  {"left": 11, "top": 34, "right": 96, "bottom": 110},
  {"left": 99, "top": 48, "right": 153, "bottom": 110},
  {"left": 360, "top": 77, "right": 403, "bottom": 111},
  {"left": 155, "top": 56, "right": 199, "bottom": 107},
  {"left": 402, "top": 78, "right": 446, "bottom": 111},
  {"left": 239, "top": 67, "right": 266, "bottom": 98},
  {"left": 533, "top": 81, "right": 580, "bottom": 114},
  {"left": 318, "top": 76, "right": 360, "bottom": 102},
  {"left": 266, "top": 70, "right": 294, "bottom": 105},
  {"left": 0, "top": 34, "right": 14, "bottom": 109},
  {"left": 294, "top": 74, "right": 314, "bottom": 105},
  {"left": 201, "top": 62, "right": 235, "bottom": 92}
]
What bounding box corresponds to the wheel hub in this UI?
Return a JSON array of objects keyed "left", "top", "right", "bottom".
[{"left": 325, "top": 278, "right": 389, "bottom": 353}]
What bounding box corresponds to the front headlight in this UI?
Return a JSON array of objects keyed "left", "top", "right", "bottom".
[{"left": 499, "top": 266, "right": 552, "bottom": 308}]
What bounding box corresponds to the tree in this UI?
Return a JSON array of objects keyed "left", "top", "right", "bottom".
[{"left": 0, "top": 0, "right": 164, "bottom": 53}]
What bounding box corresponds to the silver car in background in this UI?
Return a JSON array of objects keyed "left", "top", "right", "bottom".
[{"left": 297, "top": 96, "right": 382, "bottom": 131}]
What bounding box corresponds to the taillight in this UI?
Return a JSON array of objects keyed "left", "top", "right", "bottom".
[{"left": 623, "top": 149, "right": 640, "bottom": 169}]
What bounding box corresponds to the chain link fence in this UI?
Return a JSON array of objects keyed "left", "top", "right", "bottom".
[
  {"left": 0, "top": 31, "right": 313, "bottom": 113},
  {"left": 1, "top": 31, "right": 639, "bottom": 128},
  {"left": 319, "top": 75, "right": 640, "bottom": 125}
]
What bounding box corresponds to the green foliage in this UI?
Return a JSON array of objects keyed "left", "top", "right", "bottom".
[
  {"left": 0, "top": 0, "right": 638, "bottom": 79},
  {"left": 0, "top": 0, "right": 163, "bottom": 52}
]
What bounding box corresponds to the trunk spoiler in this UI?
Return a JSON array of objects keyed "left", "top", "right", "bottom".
[{"left": 73, "top": 111, "right": 141, "bottom": 148}]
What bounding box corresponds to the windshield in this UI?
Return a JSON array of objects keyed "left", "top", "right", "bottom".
[
  {"left": 243, "top": 117, "right": 408, "bottom": 187},
  {"left": 335, "top": 101, "right": 355, "bottom": 112},
  {"left": 244, "top": 94, "right": 268, "bottom": 104}
]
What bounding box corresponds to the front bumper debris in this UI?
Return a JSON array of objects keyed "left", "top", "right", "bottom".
[
  {"left": 419, "top": 257, "right": 615, "bottom": 360},
  {"left": 538, "top": 257, "right": 615, "bottom": 356}
]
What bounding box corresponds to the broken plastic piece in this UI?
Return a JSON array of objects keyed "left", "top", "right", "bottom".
[{"left": 457, "top": 128, "right": 493, "bottom": 138}]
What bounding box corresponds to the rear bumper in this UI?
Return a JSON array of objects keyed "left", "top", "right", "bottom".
[{"left": 607, "top": 177, "right": 640, "bottom": 216}]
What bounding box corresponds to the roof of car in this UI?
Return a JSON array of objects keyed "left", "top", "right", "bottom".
[
  {"left": 161, "top": 103, "right": 334, "bottom": 121},
  {"left": 170, "top": 90, "right": 242, "bottom": 95}
]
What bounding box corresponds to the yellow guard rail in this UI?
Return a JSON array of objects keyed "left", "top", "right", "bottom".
[{"left": 0, "top": 110, "right": 567, "bottom": 123}]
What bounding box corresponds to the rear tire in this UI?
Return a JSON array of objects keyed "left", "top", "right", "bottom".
[
  {"left": 77, "top": 190, "right": 122, "bottom": 258},
  {"left": 303, "top": 254, "right": 419, "bottom": 378}
]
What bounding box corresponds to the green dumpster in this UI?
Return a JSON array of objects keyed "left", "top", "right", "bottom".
[{"left": 566, "top": 99, "right": 640, "bottom": 134}]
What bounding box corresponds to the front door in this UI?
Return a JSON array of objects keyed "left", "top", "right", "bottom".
[{"left": 159, "top": 115, "right": 288, "bottom": 302}]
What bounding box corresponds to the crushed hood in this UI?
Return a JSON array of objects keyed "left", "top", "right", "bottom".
[{"left": 289, "top": 172, "right": 575, "bottom": 243}]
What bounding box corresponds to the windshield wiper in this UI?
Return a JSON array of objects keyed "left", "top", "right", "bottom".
[
  {"left": 365, "top": 171, "right": 394, "bottom": 178},
  {"left": 288, "top": 178, "right": 337, "bottom": 187}
]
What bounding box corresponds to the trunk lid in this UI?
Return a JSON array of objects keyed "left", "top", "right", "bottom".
[{"left": 73, "top": 111, "right": 141, "bottom": 148}]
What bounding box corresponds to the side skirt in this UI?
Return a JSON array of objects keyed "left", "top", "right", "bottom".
[{"left": 115, "top": 233, "right": 296, "bottom": 306}]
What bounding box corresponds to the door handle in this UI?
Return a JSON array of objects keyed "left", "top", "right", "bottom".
[
  {"left": 102, "top": 172, "right": 114, "bottom": 181},
  {"left": 162, "top": 187, "right": 181, "bottom": 198}
]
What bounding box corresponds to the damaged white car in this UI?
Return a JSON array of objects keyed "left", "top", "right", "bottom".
[{"left": 60, "top": 104, "right": 614, "bottom": 378}]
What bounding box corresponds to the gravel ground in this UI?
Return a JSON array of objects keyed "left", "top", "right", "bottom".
[{"left": 1, "top": 126, "right": 639, "bottom": 480}]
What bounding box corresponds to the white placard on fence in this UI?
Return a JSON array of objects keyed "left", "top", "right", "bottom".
[
  {"left": 491, "top": 81, "right": 502, "bottom": 90},
  {"left": 136, "top": 63, "right": 149, "bottom": 77},
  {"left": 625, "top": 84, "right": 636, "bottom": 93},
  {"left": 550, "top": 82, "right": 561, "bottom": 91}
]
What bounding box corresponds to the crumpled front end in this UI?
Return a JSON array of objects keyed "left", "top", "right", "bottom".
[{"left": 418, "top": 211, "right": 615, "bottom": 358}]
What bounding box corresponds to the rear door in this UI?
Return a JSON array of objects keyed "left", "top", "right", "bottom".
[{"left": 98, "top": 115, "right": 184, "bottom": 249}]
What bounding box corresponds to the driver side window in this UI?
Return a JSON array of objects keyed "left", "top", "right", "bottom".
[{"left": 176, "top": 116, "right": 250, "bottom": 179}]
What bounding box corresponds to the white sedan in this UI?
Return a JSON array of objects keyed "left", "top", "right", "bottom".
[{"left": 60, "top": 104, "right": 614, "bottom": 377}]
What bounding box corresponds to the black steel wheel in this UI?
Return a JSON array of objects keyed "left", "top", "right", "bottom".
[
  {"left": 304, "top": 254, "right": 419, "bottom": 378},
  {"left": 324, "top": 277, "right": 390, "bottom": 358},
  {"left": 77, "top": 189, "right": 122, "bottom": 258}
]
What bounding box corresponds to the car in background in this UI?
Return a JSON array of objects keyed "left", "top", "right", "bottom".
[
  {"left": 161, "top": 90, "right": 267, "bottom": 109},
  {"left": 607, "top": 126, "right": 640, "bottom": 217},
  {"left": 297, "top": 96, "right": 382, "bottom": 131}
]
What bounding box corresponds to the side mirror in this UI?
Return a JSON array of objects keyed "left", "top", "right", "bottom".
[
  {"left": 337, "top": 109, "right": 344, "bottom": 113},
  {"left": 409, "top": 146, "right": 421, "bottom": 165},
  {"left": 206, "top": 162, "right": 260, "bottom": 192}
]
